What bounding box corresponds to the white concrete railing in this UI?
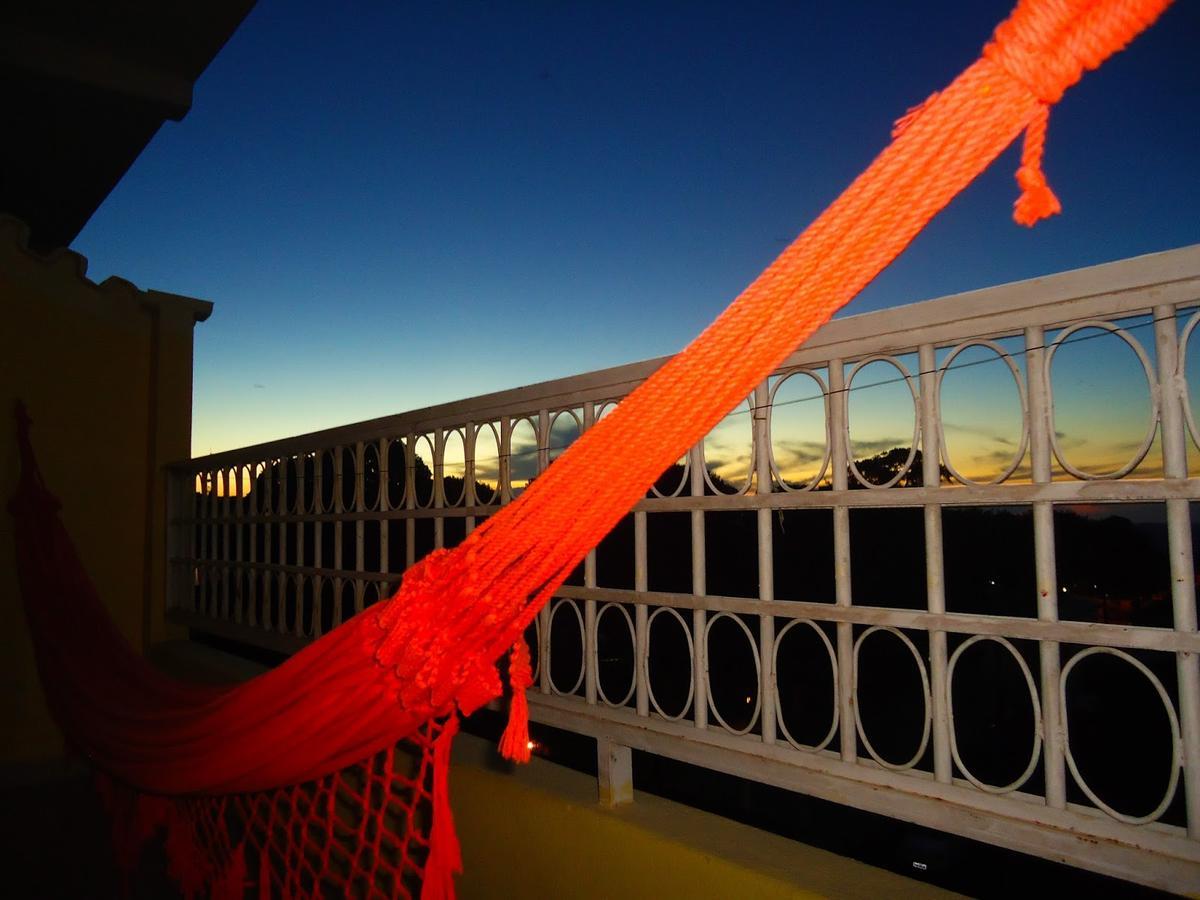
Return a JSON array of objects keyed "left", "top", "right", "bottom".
[{"left": 167, "top": 245, "right": 1200, "bottom": 894}]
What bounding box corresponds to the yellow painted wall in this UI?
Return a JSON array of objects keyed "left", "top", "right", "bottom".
[{"left": 0, "top": 214, "right": 210, "bottom": 765}]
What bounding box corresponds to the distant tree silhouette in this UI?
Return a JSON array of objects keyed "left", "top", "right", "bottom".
[
  {"left": 649, "top": 462, "right": 743, "bottom": 496},
  {"left": 652, "top": 462, "right": 687, "bottom": 496},
  {"left": 847, "top": 447, "right": 951, "bottom": 487}
]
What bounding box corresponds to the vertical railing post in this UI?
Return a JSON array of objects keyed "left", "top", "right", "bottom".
[
  {"left": 499, "top": 417, "right": 513, "bottom": 505},
  {"left": 1026, "top": 325, "right": 1066, "bottom": 810},
  {"left": 234, "top": 464, "right": 246, "bottom": 624},
  {"left": 432, "top": 430, "right": 445, "bottom": 552},
  {"left": 1155, "top": 304, "right": 1200, "bottom": 838},
  {"left": 263, "top": 463, "right": 274, "bottom": 629},
  {"left": 277, "top": 458, "right": 288, "bottom": 633},
  {"left": 296, "top": 455, "right": 307, "bottom": 634},
  {"left": 597, "top": 738, "right": 633, "bottom": 807},
  {"left": 405, "top": 432, "right": 416, "bottom": 571},
  {"left": 313, "top": 451, "right": 325, "bottom": 637},
  {"left": 332, "top": 449, "right": 343, "bottom": 629},
  {"left": 829, "top": 358, "right": 857, "bottom": 764},
  {"left": 247, "top": 465, "right": 258, "bottom": 627},
  {"left": 538, "top": 410, "right": 552, "bottom": 695},
  {"left": 635, "top": 510, "right": 650, "bottom": 717},
  {"left": 464, "top": 423, "right": 477, "bottom": 537},
  {"left": 198, "top": 471, "right": 210, "bottom": 617},
  {"left": 633, "top": 396, "right": 649, "bottom": 717},
  {"left": 754, "top": 380, "right": 777, "bottom": 745},
  {"left": 355, "top": 441, "right": 366, "bottom": 615},
  {"left": 220, "top": 469, "right": 232, "bottom": 621},
  {"left": 690, "top": 442, "right": 709, "bottom": 731},
  {"left": 379, "top": 439, "right": 390, "bottom": 602},
  {"left": 919, "top": 343, "right": 953, "bottom": 784},
  {"left": 583, "top": 401, "right": 599, "bottom": 707}
]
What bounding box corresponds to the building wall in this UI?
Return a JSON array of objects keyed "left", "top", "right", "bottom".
[{"left": 0, "top": 214, "right": 210, "bottom": 765}]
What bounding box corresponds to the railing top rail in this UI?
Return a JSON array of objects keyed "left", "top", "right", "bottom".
[{"left": 175, "top": 243, "right": 1200, "bottom": 471}]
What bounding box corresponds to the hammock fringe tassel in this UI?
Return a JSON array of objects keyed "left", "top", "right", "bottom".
[
  {"left": 423, "top": 714, "right": 463, "bottom": 900},
  {"left": 499, "top": 639, "right": 534, "bottom": 764}
]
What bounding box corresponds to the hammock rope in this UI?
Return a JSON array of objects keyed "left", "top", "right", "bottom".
[{"left": 9, "top": 1, "right": 1171, "bottom": 897}]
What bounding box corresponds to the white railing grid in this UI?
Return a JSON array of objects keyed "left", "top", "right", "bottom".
[{"left": 166, "top": 249, "right": 1200, "bottom": 893}]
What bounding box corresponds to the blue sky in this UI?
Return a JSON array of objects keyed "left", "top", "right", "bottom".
[{"left": 71, "top": 0, "right": 1199, "bottom": 456}]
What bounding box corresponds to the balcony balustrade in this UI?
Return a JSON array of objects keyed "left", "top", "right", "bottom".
[{"left": 168, "top": 245, "right": 1200, "bottom": 893}]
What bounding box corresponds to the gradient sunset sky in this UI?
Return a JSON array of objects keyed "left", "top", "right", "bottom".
[{"left": 70, "top": 0, "right": 1199, "bottom": 459}]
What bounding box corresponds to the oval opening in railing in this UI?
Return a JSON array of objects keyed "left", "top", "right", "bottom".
[
  {"left": 412, "top": 435, "right": 435, "bottom": 508},
  {"left": 300, "top": 454, "right": 317, "bottom": 512},
  {"left": 508, "top": 417, "right": 538, "bottom": 497},
  {"left": 340, "top": 446, "right": 358, "bottom": 511},
  {"left": 947, "top": 635, "right": 1042, "bottom": 794},
  {"left": 853, "top": 626, "right": 931, "bottom": 771},
  {"left": 938, "top": 339, "right": 1029, "bottom": 484},
  {"left": 385, "top": 438, "right": 406, "bottom": 509},
  {"left": 549, "top": 409, "right": 581, "bottom": 464},
  {"left": 284, "top": 456, "right": 299, "bottom": 512},
  {"left": 705, "top": 613, "right": 761, "bottom": 735},
  {"left": 319, "top": 451, "right": 336, "bottom": 512},
  {"left": 1061, "top": 647, "right": 1183, "bottom": 826},
  {"left": 523, "top": 620, "right": 540, "bottom": 686},
  {"left": 650, "top": 453, "right": 688, "bottom": 498},
  {"left": 769, "top": 369, "right": 829, "bottom": 491},
  {"left": 548, "top": 598, "right": 585, "bottom": 697},
  {"left": 441, "top": 428, "right": 466, "bottom": 507},
  {"left": 1180, "top": 307, "right": 1200, "bottom": 469},
  {"left": 362, "top": 442, "right": 381, "bottom": 511},
  {"left": 239, "top": 463, "right": 255, "bottom": 515},
  {"left": 596, "top": 602, "right": 636, "bottom": 708},
  {"left": 702, "top": 397, "right": 753, "bottom": 494},
  {"left": 1048, "top": 317, "right": 1158, "bottom": 480},
  {"left": 472, "top": 423, "right": 500, "bottom": 504},
  {"left": 268, "top": 459, "right": 283, "bottom": 511},
  {"left": 773, "top": 618, "right": 838, "bottom": 752},
  {"left": 846, "top": 356, "right": 919, "bottom": 488},
  {"left": 647, "top": 607, "right": 693, "bottom": 721}
]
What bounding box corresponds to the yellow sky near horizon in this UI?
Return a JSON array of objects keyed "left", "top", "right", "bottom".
[{"left": 196, "top": 321, "right": 1194, "bottom": 497}]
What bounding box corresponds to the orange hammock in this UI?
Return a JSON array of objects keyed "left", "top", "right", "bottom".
[{"left": 9, "top": 1, "right": 1172, "bottom": 897}]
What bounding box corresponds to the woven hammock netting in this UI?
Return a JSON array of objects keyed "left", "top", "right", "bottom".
[{"left": 8, "top": 1, "right": 1172, "bottom": 896}]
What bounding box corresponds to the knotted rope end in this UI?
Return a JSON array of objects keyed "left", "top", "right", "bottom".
[{"left": 1013, "top": 102, "right": 1061, "bottom": 227}]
